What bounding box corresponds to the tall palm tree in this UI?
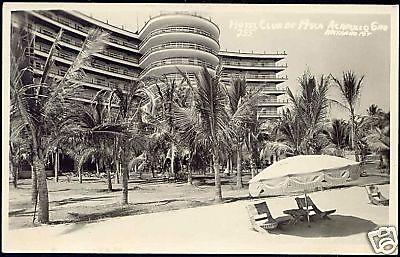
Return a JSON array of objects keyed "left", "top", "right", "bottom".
[
  {"left": 152, "top": 74, "right": 191, "bottom": 179},
  {"left": 275, "top": 109, "right": 306, "bottom": 155},
  {"left": 173, "top": 66, "right": 232, "bottom": 202},
  {"left": 286, "top": 70, "right": 330, "bottom": 154},
  {"left": 331, "top": 71, "right": 364, "bottom": 161},
  {"left": 225, "top": 76, "right": 256, "bottom": 188},
  {"left": 10, "top": 13, "right": 108, "bottom": 223}
]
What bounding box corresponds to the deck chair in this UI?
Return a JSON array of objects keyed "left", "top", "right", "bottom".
[
  {"left": 365, "top": 185, "right": 389, "bottom": 206},
  {"left": 295, "top": 196, "right": 336, "bottom": 221},
  {"left": 246, "top": 201, "right": 291, "bottom": 233}
]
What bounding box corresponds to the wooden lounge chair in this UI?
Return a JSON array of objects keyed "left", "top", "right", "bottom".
[
  {"left": 246, "top": 201, "right": 291, "bottom": 233},
  {"left": 295, "top": 196, "right": 336, "bottom": 221},
  {"left": 365, "top": 185, "right": 389, "bottom": 206}
]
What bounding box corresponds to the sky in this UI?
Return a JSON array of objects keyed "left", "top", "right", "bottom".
[{"left": 78, "top": 4, "right": 393, "bottom": 119}]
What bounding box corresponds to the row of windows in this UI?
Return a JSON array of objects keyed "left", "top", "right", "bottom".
[
  {"left": 36, "top": 11, "right": 139, "bottom": 50},
  {"left": 32, "top": 59, "right": 131, "bottom": 91},
  {"left": 33, "top": 42, "right": 139, "bottom": 77},
  {"left": 31, "top": 24, "right": 139, "bottom": 64}
]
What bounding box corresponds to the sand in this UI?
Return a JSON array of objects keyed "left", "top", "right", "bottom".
[{"left": 3, "top": 184, "right": 394, "bottom": 254}]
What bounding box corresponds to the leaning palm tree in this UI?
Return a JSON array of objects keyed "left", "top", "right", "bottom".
[
  {"left": 173, "top": 66, "right": 232, "bottom": 202},
  {"left": 331, "top": 71, "right": 364, "bottom": 161},
  {"left": 10, "top": 13, "right": 109, "bottom": 223}
]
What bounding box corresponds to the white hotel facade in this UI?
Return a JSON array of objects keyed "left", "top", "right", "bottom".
[{"left": 12, "top": 10, "right": 288, "bottom": 120}]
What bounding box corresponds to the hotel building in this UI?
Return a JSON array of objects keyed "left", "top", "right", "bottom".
[{"left": 12, "top": 10, "right": 288, "bottom": 120}]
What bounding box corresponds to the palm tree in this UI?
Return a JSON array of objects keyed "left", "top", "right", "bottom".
[
  {"left": 152, "top": 75, "right": 191, "bottom": 179},
  {"left": 364, "top": 110, "right": 390, "bottom": 168},
  {"left": 275, "top": 109, "right": 306, "bottom": 155},
  {"left": 367, "top": 104, "right": 383, "bottom": 117},
  {"left": 225, "top": 76, "right": 257, "bottom": 188},
  {"left": 286, "top": 70, "right": 330, "bottom": 154},
  {"left": 331, "top": 71, "right": 364, "bottom": 161},
  {"left": 322, "top": 119, "right": 349, "bottom": 157},
  {"left": 10, "top": 13, "right": 108, "bottom": 223},
  {"left": 173, "top": 66, "right": 232, "bottom": 202}
]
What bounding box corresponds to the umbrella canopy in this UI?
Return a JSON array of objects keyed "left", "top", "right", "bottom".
[{"left": 249, "top": 155, "right": 361, "bottom": 197}]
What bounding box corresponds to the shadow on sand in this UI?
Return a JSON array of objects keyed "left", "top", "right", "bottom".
[
  {"left": 51, "top": 195, "right": 114, "bottom": 206},
  {"left": 270, "top": 215, "right": 378, "bottom": 237}
]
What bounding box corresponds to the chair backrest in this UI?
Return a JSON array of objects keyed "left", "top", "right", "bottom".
[
  {"left": 246, "top": 204, "right": 259, "bottom": 218},
  {"left": 366, "top": 185, "right": 380, "bottom": 197},
  {"left": 254, "top": 201, "right": 273, "bottom": 218},
  {"left": 295, "top": 196, "right": 321, "bottom": 214}
]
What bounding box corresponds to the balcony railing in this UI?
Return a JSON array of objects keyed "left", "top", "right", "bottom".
[
  {"left": 141, "top": 58, "right": 216, "bottom": 76},
  {"left": 140, "top": 42, "right": 218, "bottom": 63},
  {"left": 221, "top": 61, "right": 287, "bottom": 68},
  {"left": 33, "top": 60, "right": 130, "bottom": 91},
  {"left": 34, "top": 43, "right": 139, "bottom": 78},
  {"left": 140, "top": 26, "right": 218, "bottom": 48},
  {"left": 221, "top": 73, "right": 288, "bottom": 80},
  {"left": 35, "top": 11, "right": 139, "bottom": 50},
  {"left": 258, "top": 112, "right": 281, "bottom": 117},
  {"left": 32, "top": 25, "right": 139, "bottom": 64},
  {"left": 257, "top": 99, "right": 289, "bottom": 104}
]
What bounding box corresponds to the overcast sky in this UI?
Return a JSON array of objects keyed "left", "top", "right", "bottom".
[{"left": 77, "top": 4, "right": 392, "bottom": 118}]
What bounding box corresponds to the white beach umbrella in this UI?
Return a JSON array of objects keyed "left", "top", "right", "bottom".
[
  {"left": 248, "top": 155, "right": 361, "bottom": 223},
  {"left": 249, "top": 155, "right": 361, "bottom": 198}
]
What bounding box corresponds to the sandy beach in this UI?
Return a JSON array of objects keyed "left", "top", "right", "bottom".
[{"left": 4, "top": 184, "right": 392, "bottom": 254}]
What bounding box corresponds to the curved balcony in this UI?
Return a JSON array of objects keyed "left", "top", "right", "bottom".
[
  {"left": 140, "top": 42, "right": 219, "bottom": 67},
  {"left": 140, "top": 58, "right": 216, "bottom": 79},
  {"left": 139, "top": 26, "right": 219, "bottom": 52},
  {"left": 139, "top": 13, "right": 219, "bottom": 41}
]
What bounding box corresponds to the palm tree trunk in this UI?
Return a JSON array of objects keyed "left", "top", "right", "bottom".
[
  {"left": 236, "top": 143, "right": 243, "bottom": 189},
  {"left": 170, "top": 143, "right": 175, "bottom": 178},
  {"left": 187, "top": 162, "right": 192, "bottom": 185},
  {"left": 54, "top": 151, "right": 59, "bottom": 183},
  {"left": 31, "top": 163, "right": 38, "bottom": 205},
  {"left": 250, "top": 160, "right": 255, "bottom": 178},
  {"left": 151, "top": 165, "right": 155, "bottom": 178},
  {"left": 33, "top": 155, "right": 49, "bottom": 223},
  {"left": 122, "top": 165, "right": 128, "bottom": 205},
  {"left": 95, "top": 160, "right": 100, "bottom": 177},
  {"left": 10, "top": 161, "right": 17, "bottom": 188},
  {"left": 229, "top": 156, "right": 233, "bottom": 175},
  {"left": 350, "top": 111, "right": 360, "bottom": 162},
  {"left": 115, "top": 160, "right": 120, "bottom": 184},
  {"left": 78, "top": 163, "right": 83, "bottom": 184},
  {"left": 107, "top": 168, "right": 112, "bottom": 192},
  {"left": 213, "top": 152, "right": 222, "bottom": 202}
]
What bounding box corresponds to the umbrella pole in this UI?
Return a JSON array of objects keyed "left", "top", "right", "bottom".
[{"left": 305, "top": 192, "right": 310, "bottom": 223}]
